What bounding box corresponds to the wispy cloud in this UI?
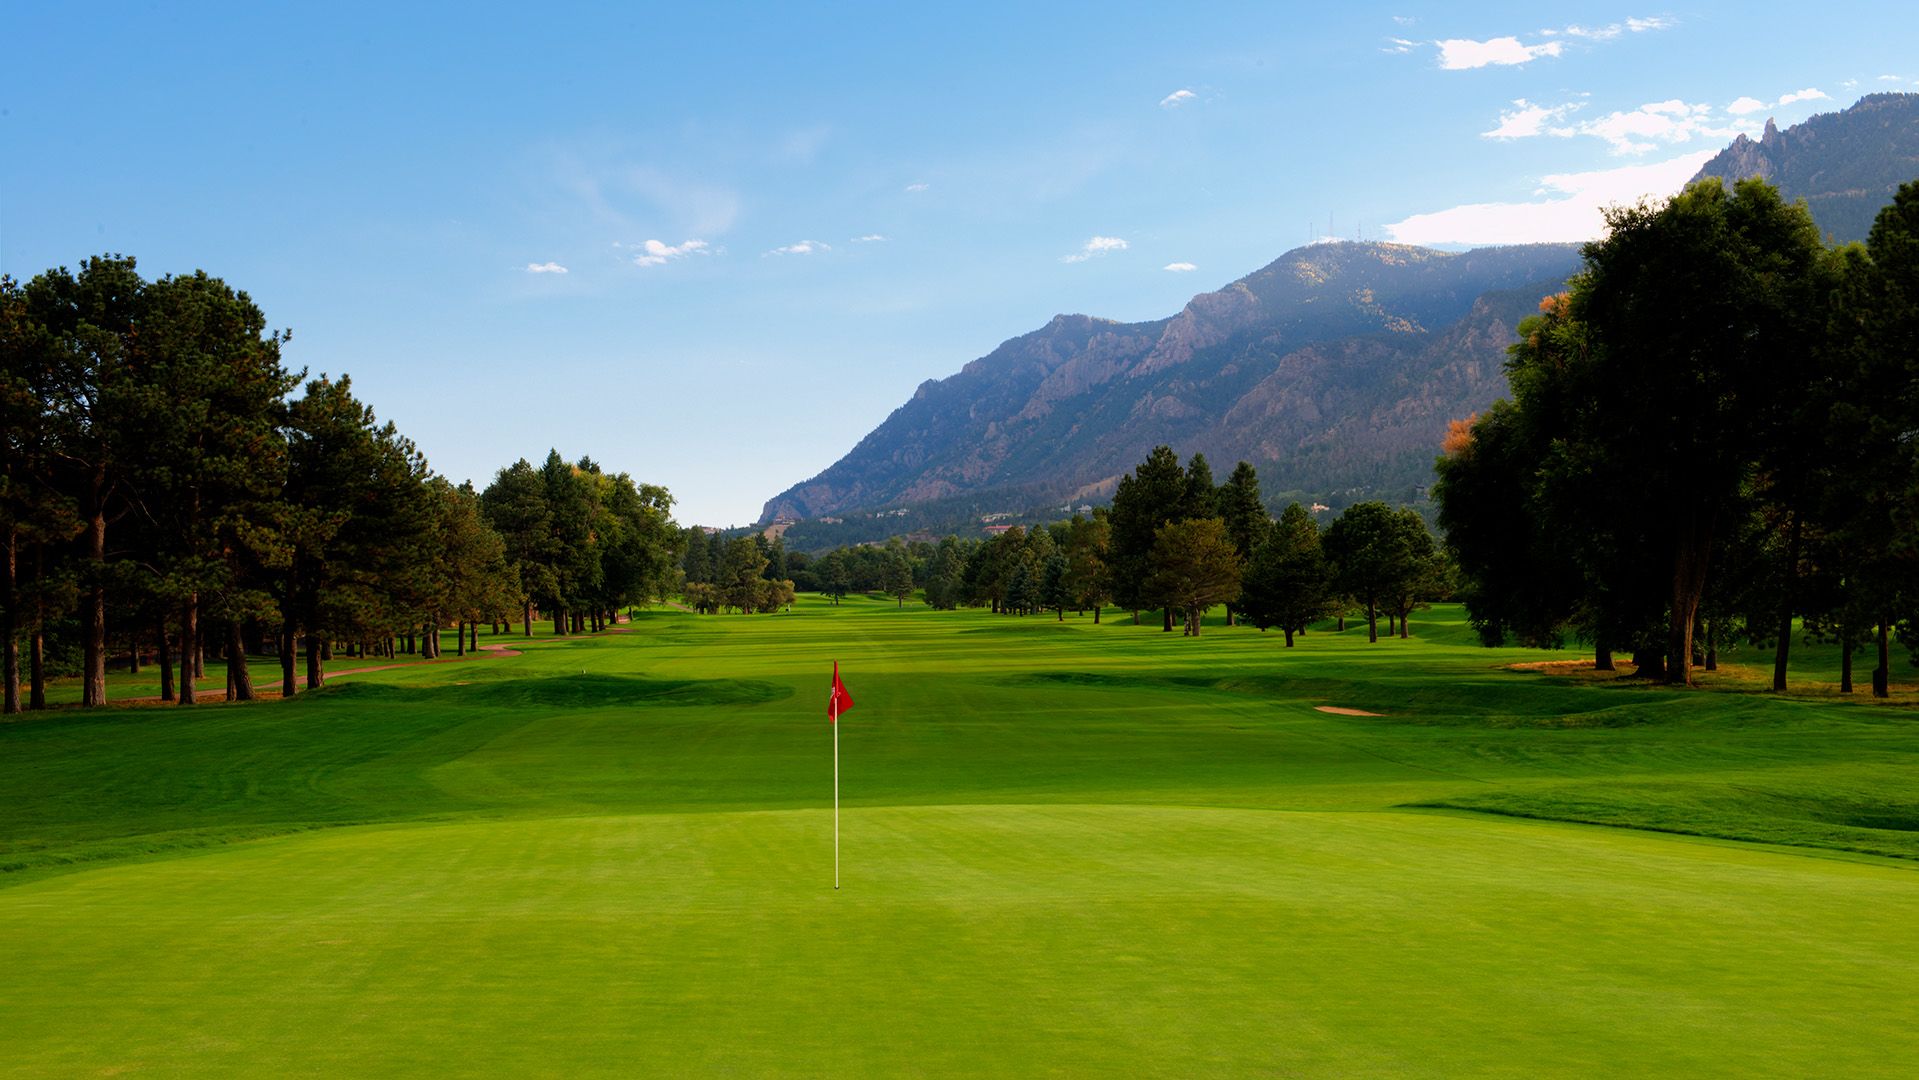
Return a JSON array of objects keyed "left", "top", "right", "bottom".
[
  {"left": 1163, "top": 262, "right": 1198, "bottom": 273},
  {"left": 1729, "top": 87, "right": 1829, "bottom": 115},
  {"left": 1381, "top": 37, "right": 1418, "bottom": 55},
  {"left": 1483, "top": 99, "right": 1580, "bottom": 139},
  {"left": 1878, "top": 74, "right": 1905, "bottom": 82},
  {"left": 1392, "top": 14, "right": 1416, "bottom": 26},
  {"left": 1436, "top": 36, "right": 1563, "bottom": 69},
  {"left": 1417, "top": 16, "right": 1673, "bottom": 70},
  {"left": 904, "top": 181, "right": 930, "bottom": 193},
  {"left": 1159, "top": 89, "right": 1197, "bottom": 108},
  {"left": 524, "top": 261, "right": 568, "bottom": 274},
  {"left": 851, "top": 234, "right": 887, "bottom": 243},
  {"left": 1486, "top": 95, "right": 1764, "bottom": 155},
  {"left": 1062, "top": 236, "right": 1128, "bottom": 263},
  {"left": 1579, "top": 99, "right": 1745, "bottom": 155},
  {"left": 1383, "top": 150, "right": 1717, "bottom": 246},
  {"left": 629, "top": 239, "right": 709, "bottom": 267},
  {"left": 767, "top": 240, "right": 829, "bottom": 256}
]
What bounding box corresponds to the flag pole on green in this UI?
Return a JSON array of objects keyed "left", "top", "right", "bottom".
[{"left": 829, "top": 662, "right": 854, "bottom": 890}]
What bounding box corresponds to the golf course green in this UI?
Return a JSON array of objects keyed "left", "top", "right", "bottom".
[{"left": 4, "top": 597, "right": 1917, "bottom": 1076}]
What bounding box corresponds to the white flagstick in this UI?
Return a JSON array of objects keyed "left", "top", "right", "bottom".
[{"left": 833, "top": 690, "right": 840, "bottom": 890}]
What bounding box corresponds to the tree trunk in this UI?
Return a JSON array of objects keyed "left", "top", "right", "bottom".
[
  {"left": 1840, "top": 625, "right": 1854, "bottom": 694},
  {"left": 523, "top": 603, "right": 532, "bottom": 637},
  {"left": 280, "top": 621, "right": 297, "bottom": 698},
  {"left": 179, "top": 598, "right": 199, "bottom": 706},
  {"left": 1705, "top": 619, "right": 1718, "bottom": 672},
  {"left": 81, "top": 494, "right": 108, "bottom": 707},
  {"left": 1093, "top": 606, "right": 1101, "bottom": 624},
  {"left": 1337, "top": 615, "right": 1346, "bottom": 632},
  {"left": 156, "top": 616, "right": 175, "bottom": 703},
  {"left": 1399, "top": 607, "right": 1410, "bottom": 639},
  {"left": 1632, "top": 645, "right": 1667, "bottom": 682},
  {"left": 193, "top": 627, "right": 205, "bottom": 679},
  {"left": 1163, "top": 607, "right": 1173, "bottom": 633},
  {"left": 29, "top": 622, "right": 46, "bottom": 710},
  {"left": 1665, "top": 511, "right": 1714, "bottom": 686},
  {"left": 2, "top": 528, "right": 17, "bottom": 715},
  {"left": 1594, "top": 632, "right": 1614, "bottom": 672},
  {"left": 307, "top": 632, "right": 326, "bottom": 690},
  {"left": 554, "top": 608, "right": 565, "bottom": 636},
  {"left": 28, "top": 544, "right": 46, "bottom": 710},
  {"left": 470, "top": 622, "right": 479, "bottom": 652},
  {"left": 1873, "top": 617, "right": 1890, "bottom": 698},
  {"left": 1770, "top": 515, "right": 1800, "bottom": 691},
  {"left": 1366, "top": 602, "right": 1378, "bottom": 643},
  {"left": 1283, "top": 627, "right": 1295, "bottom": 647},
  {"left": 227, "top": 619, "right": 254, "bottom": 701}
]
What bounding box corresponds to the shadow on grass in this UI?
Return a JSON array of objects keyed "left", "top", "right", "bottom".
[{"left": 320, "top": 673, "right": 794, "bottom": 709}]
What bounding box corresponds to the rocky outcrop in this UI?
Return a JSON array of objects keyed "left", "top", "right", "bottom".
[{"left": 1691, "top": 93, "right": 1919, "bottom": 243}]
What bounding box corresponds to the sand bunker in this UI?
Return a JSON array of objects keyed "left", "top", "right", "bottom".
[{"left": 1315, "top": 706, "right": 1383, "bottom": 717}]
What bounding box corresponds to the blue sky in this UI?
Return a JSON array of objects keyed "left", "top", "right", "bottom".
[{"left": 5, "top": 3, "right": 1915, "bottom": 525}]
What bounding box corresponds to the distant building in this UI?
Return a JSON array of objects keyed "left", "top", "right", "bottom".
[
  {"left": 984, "top": 524, "right": 1016, "bottom": 535},
  {"left": 1310, "top": 503, "right": 1330, "bottom": 513}
]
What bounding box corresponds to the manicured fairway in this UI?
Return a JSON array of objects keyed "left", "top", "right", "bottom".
[{"left": 4, "top": 597, "right": 1918, "bottom": 1076}]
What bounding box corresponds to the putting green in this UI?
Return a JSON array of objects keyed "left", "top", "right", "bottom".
[
  {"left": 5, "top": 807, "right": 1915, "bottom": 1076},
  {"left": 4, "top": 597, "right": 1918, "bottom": 1075}
]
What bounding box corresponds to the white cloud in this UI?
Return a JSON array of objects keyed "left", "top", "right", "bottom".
[
  {"left": 904, "top": 182, "right": 930, "bottom": 192},
  {"left": 1382, "top": 37, "right": 1417, "bottom": 54},
  {"left": 1561, "top": 23, "right": 1624, "bottom": 41},
  {"left": 767, "top": 240, "right": 829, "bottom": 256},
  {"left": 1423, "top": 18, "right": 1670, "bottom": 70},
  {"left": 1577, "top": 99, "right": 1745, "bottom": 155},
  {"left": 1878, "top": 74, "right": 1904, "bottom": 82},
  {"left": 1728, "top": 88, "right": 1829, "bottom": 116},
  {"left": 1483, "top": 99, "right": 1580, "bottom": 139},
  {"left": 1393, "top": 15, "right": 1416, "bottom": 25},
  {"left": 1159, "top": 89, "right": 1197, "bottom": 108},
  {"left": 1062, "top": 236, "right": 1129, "bottom": 263},
  {"left": 631, "top": 238, "right": 708, "bottom": 267},
  {"left": 1382, "top": 149, "right": 1717, "bottom": 246},
  {"left": 851, "top": 234, "right": 887, "bottom": 243},
  {"left": 524, "top": 261, "right": 568, "bottom": 274},
  {"left": 1436, "top": 36, "right": 1563, "bottom": 69},
  {"left": 1163, "top": 262, "right": 1198, "bottom": 273}
]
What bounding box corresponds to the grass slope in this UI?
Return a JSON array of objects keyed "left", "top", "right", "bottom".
[{"left": 3, "top": 597, "right": 1917, "bottom": 1075}]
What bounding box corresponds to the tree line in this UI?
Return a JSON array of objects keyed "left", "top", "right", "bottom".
[
  {"left": 1, "top": 256, "right": 681, "bottom": 712},
  {"left": 770, "top": 446, "right": 1450, "bottom": 642},
  {"left": 1436, "top": 177, "right": 1919, "bottom": 693}
]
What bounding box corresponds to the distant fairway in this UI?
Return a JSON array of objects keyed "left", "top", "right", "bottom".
[{"left": 4, "top": 598, "right": 1918, "bottom": 1076}]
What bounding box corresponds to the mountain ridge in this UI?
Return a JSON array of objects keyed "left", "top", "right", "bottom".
[
  {"left": 760, "top": 241, "right": 1579, "bottom": 523},
  {"left": 761, "top": 94, "right": 1919, "bottom": 528}
]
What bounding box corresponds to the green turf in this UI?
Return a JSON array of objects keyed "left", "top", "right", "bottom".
[{"left": 4, "top": 597, "right": 1917, "bottom": 1075}]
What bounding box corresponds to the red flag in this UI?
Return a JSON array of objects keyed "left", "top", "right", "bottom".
[{"left": 829, "top": 661, "right": 854, "bottom": 722}]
